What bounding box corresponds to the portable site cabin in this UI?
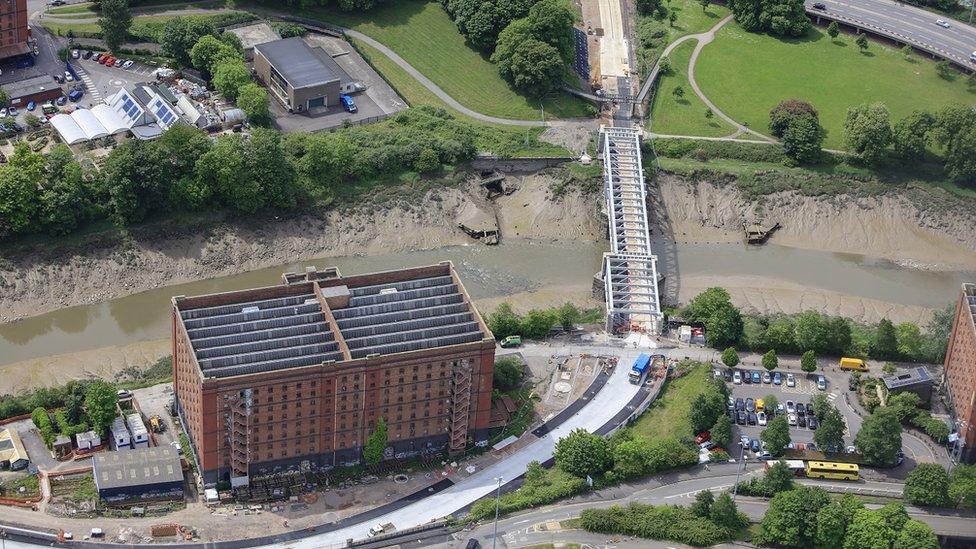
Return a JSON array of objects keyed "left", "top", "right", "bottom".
[
  {"left": 126, "top": 414, "right": 150, "bottom": 449},
  {"left": 111, "top": 417, "right": 131, "bottom": 451},
  {"left": 75, "top": 430, "right": 102, "bottom": 451}
]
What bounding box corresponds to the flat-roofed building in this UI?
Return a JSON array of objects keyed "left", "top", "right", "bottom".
[
  {"left": 0, "top": 0, "right": 30, "bottom": 61},
  {"left": 0, "top": 427, "right": 29, "bottom": 470},
  {"left": 252, "top": 37, "right": 342, "bottom": 113},
  {"left": 92, "top": 446, "right": 184, "bottom": 501},
  {"left": 172, "top": 262, "right": 494, "bottom": 486},
  {"left": 882, "top": 367, "right": 935, "bottom": 403},
  {"left": 944, "top": 283, "right": 976, "bottom": 464}
]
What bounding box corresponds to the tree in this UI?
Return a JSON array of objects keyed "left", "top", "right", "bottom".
[
  {"left": 810, "top": 393, "right": 829, "bottom": 420},
  {"left": 895, "top": 322, "right": 924, "bottom": 361},
  {"left": 855, "top": 408, "right": 902, "bottom": 466},
  {"left": 769, "top": 99, "right": 819, "bottom": 138},
  {"left": 687, "top": 287, "right": 733, "bottom": 321},
  {"left": 904, "top": 463, "right": 951, "bottom": 507},
  {"left": 764, "top": 460, "right": 796, "bottom": 493},
  {"left": 800, "top": 350, "right": 817, "bottom": 372},
  {"left": 521, "top": 309, "right": 556, "bottom": 339},
  {"left": 487, "top": 302, "right": 522, "bottom": 339},
  {"left": 705, "top": 305, "right": 743, "bottom": 348},
  {"left": 762, "top": 349, "right": 778, "bottom": 371},
  {"left": 691, "top": 489, "right": 714, "bottom": 517},
  {"left": 40, "top": 147, "right": 90, "bottom": 236},
  {"left": 938, "top": 111, "right": 976, "bottom": 183},
  {"left": 877, "top": 502, "right": 909, "bottom": 532},
  {"left": 497, "top": 38, "right": 564, "bottom": 96},
  {"left": 190, "top": 34, "right": 235, "bottom": 76},
  {"left": 493, "top": 356, "right": 524, "bottom": 391},
  {"left": 0, "top": 87, "right": 8, "bottom": 106},
  {"left": 668, "top": 10, "right": 677, "bottom": 26},
  {"left": 950, "top": 464, "right": 976, "bottom": 509},
  {"left": 814, "top": 404, "right": 845, "bottom": 451},
  {"left": 246, "top": 128, "right": 298, "bottom": 210},
  {"left": 871, "top": 318, "right": 898, "bottom": 359},
  {"left": 892, "top": 111, "right": 934, "bottom": 161},
  {"left": 721, "top": 347, "right": 740, "bottom": 368},
  {"left": 161, "top": 17, "right": 217, "bottom": 67},
  {"left": 782, "top": 114, "right": 825, "bottom": 164},
  {"left": 213, "top": 59, "right": 251, "bottom": 101},
  {"left": 843, "top": 508, "right": 895, "bottom": 549},
  {"left": 710, "top": 492, "right": 745, "bottom": 530},
  {"left": 611, "top": 438, "right": 650, "bottom": 478},
  {"left": 826, "top": 21, "right": 839, "bottom": 39},
  {"left": 883, "top": 361, "right": 897, "bottom": 375},
  {"left": 765, "top": 316, "right": 797, "bottom": 352},
  {"left": 554, "top": 429, "right": 611, "bottom": 478},
  {"left": 699, "top": 0, "right": 710, "bottom": 10},
  {"left": 760, "top": 486, "right": 830, "bottom": 547},
  {"left": 363, "top": 417, "right": 388, "bottom": 465},
  {"left": 237, "top": 83, "right": 270, "bottom": 126},
  {"left": 844, "top": 103, "right": 892, "bottom": 164},
  {"left": 894, "top": 519, "right": 939, "bottom": 549},
  {"left": 761, "top": 415, "right": 791, "bottom": 456},
  {"left": 100, "top": 139, "right": 171, "bottom": 226},
  {"left": 0, "top": 156, "right": 43, "bottom": 236},
  {"left": 195, "top": 134, "right": 258, "bottom": 213},
  {"left": 856, "top": 34, "right": 868, "bottom": 51},
  {"left": 814, "top": 501, "right": 848, "bottom": 549},
  {"left": 84, "top": 381, "right": 118, "bottom": 435},
  {"left": 711, "top": 414, "right": 733, "bottom": 448},
  {"left": 936, "top": 60, "right": 953, "bottom": 79},
  {"left": 556, "top": 302, "right": 581, "bottom": 331},
  {"left": 525, "top": 0, "right": 576, "bottom": 63},
  {"left": 690, "top": 391, "right": 725, "bottom": 434},
  {"left": 763, "top": 394, "right": 779, "bottom": 415},
  {"left": 99, "top": 0, "right": 131, "bottom": 52},
  {"left": 672, "top": 85, "right": 685, "bottom": 100},
  {"left": 901, "top": 44, "right": 913, "bottom": 59}
]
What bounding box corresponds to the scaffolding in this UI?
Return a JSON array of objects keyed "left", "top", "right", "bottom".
[
  {"left": 448, "top": 359, "right": 472, "bottom": 455},
  {"left": 226, "top": 389, "right": 252, "bottom": 487}
]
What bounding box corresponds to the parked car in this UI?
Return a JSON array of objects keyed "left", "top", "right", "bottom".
[
  {"left": 786, "top": 400, "right": 795, "bottom": 414},
  {"left": 762, "top": 371, "right": 772, "bottom": 384},
  {"left": 746, "top": 398, "right": 755, "bottom": 412},
  {"left": 796, "top": 403, "right": 806, "bottom": 416},
  {"left": 26, "top": 101, "right": 35, "bottom": 111},
  {"left": 733, "top": 370, "right": 742, "bottom": 384},
  {"left": 0, "top": 108, "right": 7, "bottom": 117},
  {"left": 750, "top": 439, "right": 761, "bottom": 452},
  {"left": 773, "top": 372, "right": 782, "bottom": 385},
  {"left": 788, "top": 413, "right": 797, "bottom": 426},
  {"left": 751, "top": 370, "right": 761, "bottom": 384},
  {"left": 83, "top": 50, "right": 93, "bottom": 59},
  {"left": 735, "top": 398, "right": 745, "bottom": 411},
  {"left": 748, "top": 412, "right": 757, "bottom": 425},
  {"left": 700, "top": 440, "right": 716, "bottom": 450},
  {"left": 757, "top": 411, "right": 767, "bottom": 426},
  {"left": 71, "top": 49, "right": 80, "bottom": 59},
  {"left": 122, "top": 60, "right": 135, "bottom": 69},
  {"left": 798, "top": 415, "right": 807, "bottom": 428},
  {"left": 68, "top": 88, "right": 84, "bottom": 102},
  {"left": 465, "top": 539, "right": 480, "bottom": 549},
  {"left": 56, "top": 96, "right": 67, "bottom": 106},
  {"left": 723, "top": 369, "right": 733, "bottom": 382},
  {"left": 114, "top": 58, "right": 124, "bottom": 67},
  {"left": 786, "top": 373, "right": 796, "bottom": 387},
  {"left": 817, "top": 375, "right": 827, "bottom": 391},
  {"left": 340, "top": 93, "right": 357, "bottom": 113},
  {"left": 736, "top": 411, "right": 746, "bottom": 425},
  {"left": 808, "top": 416, "right": 818, "bottom": 430},
  {"left": 695, "top": 431, "right": 711, "bottom": 445},
  {"left": 8, "top": 106, "right": 18, "bottom": 116},
  {"left": 94, "top": 53, "right": 103, "bottom": 62},
  {"left": 64, "top": 71, "right": 73, "bottom": 82}
]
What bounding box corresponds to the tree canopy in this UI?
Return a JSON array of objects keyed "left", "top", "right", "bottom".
[
  {"left": 855, "top": 408, "right": 902, "bottom": 466},
  {"left": 904, "top": 463, "right": 951, "bottom": 507},
  {"left": 555, "top": 429, "right": 611, "bottom": 478},
  {"left": 844, "top": 103, "right": 892, "bottom": 164}
]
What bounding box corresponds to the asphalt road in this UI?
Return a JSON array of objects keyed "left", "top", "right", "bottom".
[{"left": 805, "top": 0, "right": 976, "bottom": 67}]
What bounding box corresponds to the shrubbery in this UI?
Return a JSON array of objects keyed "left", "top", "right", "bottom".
[
  {"left": 579, "top": 500, "right": 745, "bottom": 547},
  {"left": 485, "top": 302, "right": 600, "bottom": 340},
  {"left": 468, "top": 461, "right": 587, "bottom": 519},
  {"left": 651, "top": 138, "right": 787, "bottom": 164}
]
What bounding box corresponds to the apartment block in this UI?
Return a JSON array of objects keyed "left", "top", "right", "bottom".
[
  {"left": 172, "top": 263, "right": 495, "bottom": 486},
  {"left": 0, "top": 0, "right": 30, "bottom": 60},
  {"left": 944, "top": 283, "right": 976, "bottom": 464}
]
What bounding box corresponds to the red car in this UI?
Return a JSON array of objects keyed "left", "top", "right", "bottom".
[
  {"left": 695, "top": 431, "right": 711, "bottom": 445},
  {"left": 102, "top": 56, "right": 115, "bottom": 65}
]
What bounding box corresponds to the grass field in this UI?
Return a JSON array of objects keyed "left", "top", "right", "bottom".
[
  {"left": 295, "top": 0, "right": 591, "bottom": 120},
  {"left": 47, "top": 2, "right": 95, "bottom": 15},
  {"left": 696, "top": 24, "right": 976, "bottom": 148},
  {"left": 664, "top": 0, "right": 730, "bottom": 43},
  {"left": 630, "top": 362, "right": 711, "bottom": 441},
  {"left": 649, "top": 39, "right": 733, "bottom": 137},
  {"left": 43, "top": 10, "right": 254, "bottom": 40}
]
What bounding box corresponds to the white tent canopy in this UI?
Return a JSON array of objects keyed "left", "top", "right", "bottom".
[{"left": 51, "top": 105, "right": 133, "bottom": 144}]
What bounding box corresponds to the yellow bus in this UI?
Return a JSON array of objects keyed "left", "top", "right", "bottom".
[{"left": 805, "top": 461, "right": 859, "bottom": 481}]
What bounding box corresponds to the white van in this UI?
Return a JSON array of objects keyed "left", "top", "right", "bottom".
[{"left": 971, "top": 51, "right": 976, "bottom": 63}]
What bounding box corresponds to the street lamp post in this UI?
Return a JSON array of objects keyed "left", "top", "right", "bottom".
[
  {"left": 731, "top": 442, "right": 746, "bottom": 503},
  {"left": 492, "top": 476, "right": 503, "bottom": 549}
]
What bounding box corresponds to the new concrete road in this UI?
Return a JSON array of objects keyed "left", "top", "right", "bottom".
[
  {"left": 806, "top": 0, "right": 976, "bottom": 67},
  {"left": 427, "top": 469, "right": 976, "bottom": 548}
]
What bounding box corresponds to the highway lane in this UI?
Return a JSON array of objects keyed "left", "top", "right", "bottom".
[{"left": 805, "top": 0, "right": 976, "bottom": 67}]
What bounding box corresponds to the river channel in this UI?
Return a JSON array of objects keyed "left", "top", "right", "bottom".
[{"left": 0, "top": 239, "right": 972, "bottom": 366}]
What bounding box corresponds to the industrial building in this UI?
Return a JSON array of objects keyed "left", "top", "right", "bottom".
[
  {"left": 92, "top": 446, "right": 184, "bottom": 502},
  {"left": 253, "top": 37, "right": 352, "bottom": 113},
  {"left": 226, "top": 22, "right": 281, "bottom": 60},
  {"left": 0, "top": 0, "right": 30, "bottom": 61},
  {"left": 944, "top": 283, "right": 976, "bottom": 464},
  {"left": 172, "top": 263, "right": 495, "bottom": 486},
  {"left": 0, "top": 427, "right": 29, "bottom": 470},
  {"left": 4, "top": 74, "right": 62, "bottom": 107}
]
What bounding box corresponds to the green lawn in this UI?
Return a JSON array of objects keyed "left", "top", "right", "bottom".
[
  {"left": 293, "top": 0, "right": 591, "bottom": 120},
  {"left": 43, "top": 11, "right": 254, "bottom": 40},
  {"left": 630, "top": 362, "right": 711, "bottom": 441},
  {"left": 47, "top": 2, "right": 95, "bottom": 15},
  {"left": 696, "top": 24, "right": 976, "bottom": 148},
  {"left": 664, "top": 0, "right": 730, "bottom": 43},
  {"left": 649, "top": 39, "right": 733, "bottom": 137}
]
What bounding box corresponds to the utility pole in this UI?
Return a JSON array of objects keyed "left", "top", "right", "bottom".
[
  {"left": 491, "top": 476, "right": 503, "bottom": 549},
  {"left": 731, "top": 442, "right": 746, "bottom": 503}
]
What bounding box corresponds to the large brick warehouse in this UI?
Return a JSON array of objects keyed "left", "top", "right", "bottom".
[{"left": 171, "top": 263, "right": 495, "bottom": 486}]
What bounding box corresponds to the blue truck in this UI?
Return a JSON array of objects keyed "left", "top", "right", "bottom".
[{"left": 628, "top": 353, "right": 651, "bottom": 384}]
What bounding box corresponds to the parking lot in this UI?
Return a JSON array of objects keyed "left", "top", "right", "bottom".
[{"left": 719, "top": 366, "right": 855, "bottom": 458}]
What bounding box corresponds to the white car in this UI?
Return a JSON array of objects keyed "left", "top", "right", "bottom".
[
  {"left": 757, "top": 411, "right": 767, "bottom": 426},
  {"left": 786, "top": 400, "right": 796, "bottom": 414},
  {"left": 788, "top": 413, "right": 798, "bottom": 426},
  {"left": 970, "top": 50, "right": 976, "bottom": 63},
  {"left": 733, "top": 371, "right": 742, "bottom": 384},
  {"left": 0, "top": 108, "right": 7, "bottom": 117},
  {"left": 71, "top": 49, "right": 80, "bottom": 59},
  {"left": 8, "top": 106, "right": 17, "bottom": 116},
  {"left": 122, "top": 60, "right": 134, "bottom": 69},
  {"left": 64, "top": 71, "right": 74, "bottom": 82},
  {"left": 786, "top": 373, "right": 796, "bottom": 387},
  {"left": 936, "top": 19, "right": 951, "bottom": 28}
]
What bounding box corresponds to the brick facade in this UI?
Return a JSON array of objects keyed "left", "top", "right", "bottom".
[
  {"left": 172, "top": 263, "right": 495, "bottom": 486},
  {"left": 944, "top": 283, "right": 976, "bottom": 464},
  {"left": 0, "top": 0, "right": 29, "bottom": 60}
]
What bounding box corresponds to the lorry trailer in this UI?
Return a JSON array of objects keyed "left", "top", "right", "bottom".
[{"left": 628, "top": 353, "right": 651, "bottom": 384}]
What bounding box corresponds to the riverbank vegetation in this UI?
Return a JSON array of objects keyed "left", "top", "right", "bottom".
[
  {"left": 485, "top": 302, "right": 604, "bottom": 340},
  {"left": 0, "top": 106, "right": 563, "bottom": 242},
  {"left": 681, "top": 287, "right": 952, "bottom": 365}
]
